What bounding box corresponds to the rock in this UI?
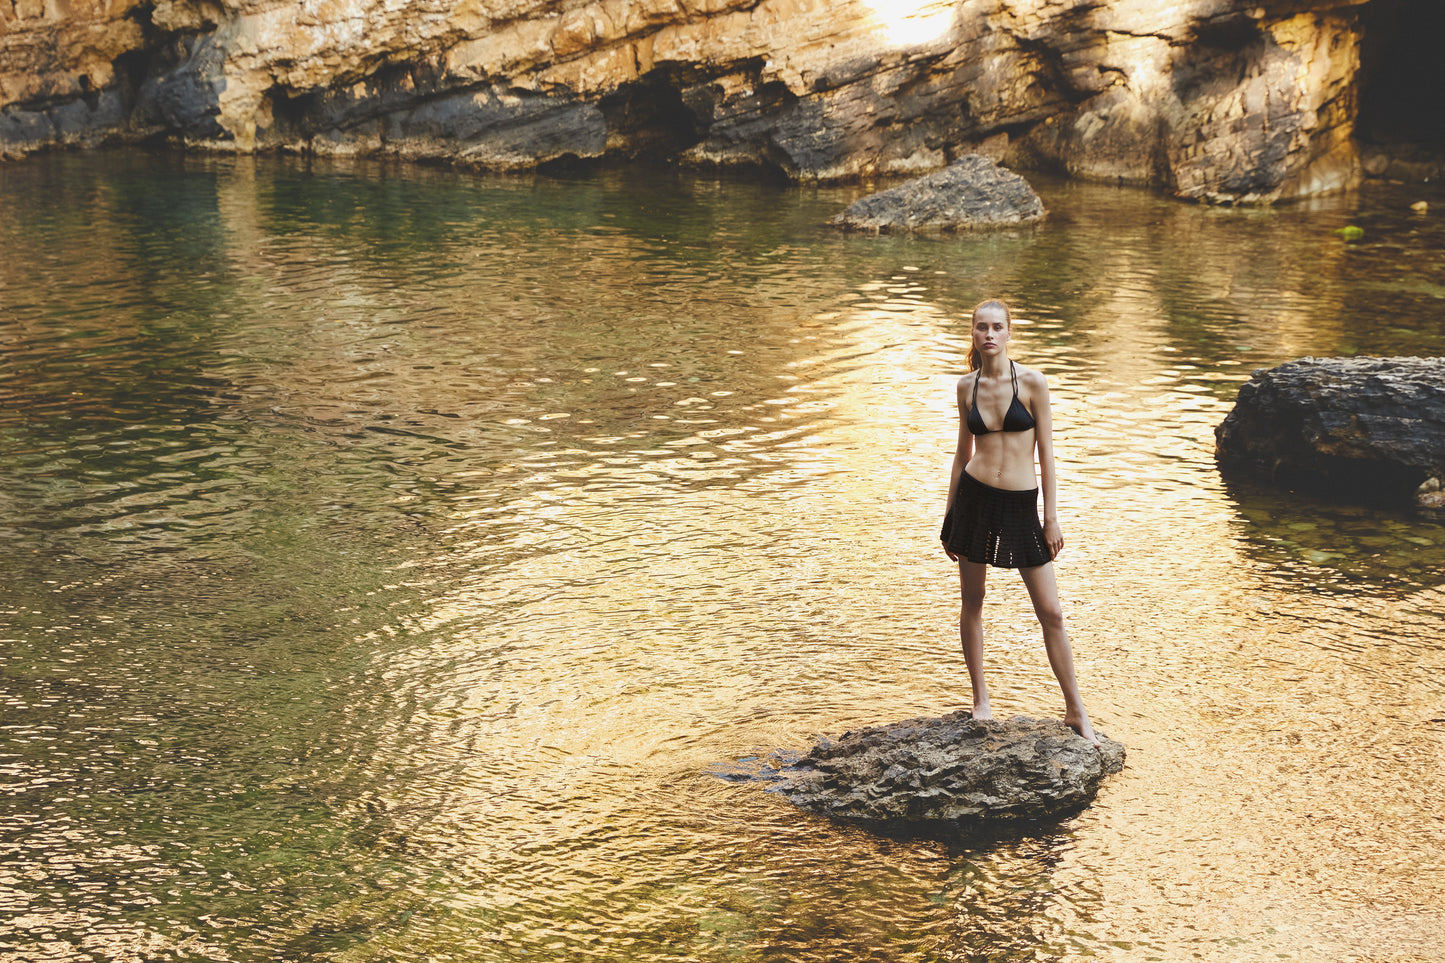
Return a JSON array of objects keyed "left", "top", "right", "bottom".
[
  {"left": 1356, "top": 141, "right": 1445, "bottom": 183},
  {"left": 134, "top": 34, "right": 230, "bottom": 141},
  {"left": 827, "top": 155, "right": 1045, "bottom": 233},
  {"left": 1361, "top": 147, "right": 1392, "bottom": 177},
  {"left": 720, "top": 712, "right": 1124, "bottom": 830},
  {"left": 1215, "top": 357, "right": 1445, "bottom": 511},
  {"left": 0, "top": 0, "right": 1387, "bottom": 202}
]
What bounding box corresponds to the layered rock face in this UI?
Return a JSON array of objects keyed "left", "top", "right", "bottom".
[{"left": 2, "top": 0, "right": 1371, "bottom": 202}]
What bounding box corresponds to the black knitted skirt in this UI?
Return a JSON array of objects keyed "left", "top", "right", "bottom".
[{"left": 940, "top": 471, "right": 1051, "bottom": 569}]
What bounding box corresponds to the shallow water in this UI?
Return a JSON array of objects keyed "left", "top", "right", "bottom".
[{"left": 2, "top": 151, "right": 1444, "bottom": 962}]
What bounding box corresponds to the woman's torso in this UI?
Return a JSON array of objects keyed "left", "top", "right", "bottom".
[{"left": 961, "top": 363, "right": 1038, "bottom": 491}]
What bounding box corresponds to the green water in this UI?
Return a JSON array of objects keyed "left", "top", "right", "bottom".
[{"left": 2, "top": 150, "right": 1443, "bottom": 962}]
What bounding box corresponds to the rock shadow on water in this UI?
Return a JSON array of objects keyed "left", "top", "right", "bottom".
[
  {"left": 713, "top": 712, "right": 1124, "bottom": 840},
  {"left": 1215, "top": 471, "right": 1445, "bottom": 590}
]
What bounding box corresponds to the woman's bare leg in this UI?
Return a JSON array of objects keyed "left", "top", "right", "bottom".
[
  {"left": 1018, "top": 562, "right": 1098, "bottom": 745},
  {"left": 958, "top": 560, "right": 991, "bottom": 719}
]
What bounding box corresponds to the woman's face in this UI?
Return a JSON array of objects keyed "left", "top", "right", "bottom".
[{"left": 972, "top": 306, "right": 1011, "bottom": 357}]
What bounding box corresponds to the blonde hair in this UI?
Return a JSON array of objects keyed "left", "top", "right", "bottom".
[{"left": 968, "top": 299, "right": 1013, "bottom": 371}]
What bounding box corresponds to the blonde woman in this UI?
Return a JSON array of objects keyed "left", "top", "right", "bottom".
[{"left": 940, "top": 299, "right": 1098, "bottom": 746}]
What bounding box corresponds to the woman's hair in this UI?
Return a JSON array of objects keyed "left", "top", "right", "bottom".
[{"left": 967, "top": 298, "right": 1013, "bottom": 371}]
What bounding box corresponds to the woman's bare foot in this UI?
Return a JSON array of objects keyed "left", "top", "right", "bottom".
[
  {"left": 1065, "top": 711, "right": 1100, "bottom": 748},
  {"left": 971, "top": 700, "right": 992, "bottom": 721}
]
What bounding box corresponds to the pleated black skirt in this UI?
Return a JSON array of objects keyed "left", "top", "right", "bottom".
[{"left": 940, "top": 471, "right": 1051, "bottom": 569}]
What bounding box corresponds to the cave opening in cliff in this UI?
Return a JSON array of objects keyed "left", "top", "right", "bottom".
[
  {"left": 598, "top": 79, "right": 703, "bottom": 166},
  {"left": 1356, "top": 0, "right": 1445, "bottom": 157}
]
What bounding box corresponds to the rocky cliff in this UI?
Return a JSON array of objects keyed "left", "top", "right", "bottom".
[{"left": 0, "top": 0, "right": 1379, "bottom": 202}]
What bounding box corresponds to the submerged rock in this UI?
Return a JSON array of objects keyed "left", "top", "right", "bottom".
[
  {"left": 1215, "top": 356, "right": 1445, "bottom": 511},
  {"left": 828, "top": 156, "right": 1046, "bottom": 233},
  {"left": 720, "top": 712, "right": 1124, "bottom": 829}
]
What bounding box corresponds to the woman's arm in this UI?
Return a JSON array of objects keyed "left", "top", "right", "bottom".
[
  {"left": 1030, "top": 371, "right": 1064, "bottom": 559},
  {"left": 943, "top": 377, "right": 974, "bottom": 559},
  {"left": 947, "top": 376, "right": 974, "bottom": 510}
]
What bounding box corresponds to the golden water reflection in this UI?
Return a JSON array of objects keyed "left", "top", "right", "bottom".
[{"left": 1, "top": 153, "right": 1443, "bottom": 961}]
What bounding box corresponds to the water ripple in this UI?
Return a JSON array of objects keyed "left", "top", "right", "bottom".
[{"left": 2, "top": 153, "right": 1445, "bottom": 962}]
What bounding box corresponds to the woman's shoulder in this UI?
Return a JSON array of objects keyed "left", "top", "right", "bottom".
[{"left": 1013, "top": 363, "right": 1051, "bottom": 390}]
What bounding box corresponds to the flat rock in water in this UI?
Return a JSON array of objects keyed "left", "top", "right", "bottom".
[
  {"left": 1215, "top": 356, "right": 1445, "bottom": 511},
  {"left": 828, "top": 156, "right": 1046, "bottom": 233},
  {"left": 718, "top": 712, "right": 1124, "bottom": 830}
]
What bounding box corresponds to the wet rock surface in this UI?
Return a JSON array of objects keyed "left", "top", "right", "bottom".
[
  {"left": 1215, "top": 356, "right": 1445, "bottom": 511},
  {"left": 828, "top": 156, "right": 1045, "bottom": 233},
  {"left": 717, "top": 712, "right": 1124, "bottom": 830}
]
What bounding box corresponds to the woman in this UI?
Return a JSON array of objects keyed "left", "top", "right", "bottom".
[{"left": 940, "top": 298, "right": 1098, "bottom": 746}]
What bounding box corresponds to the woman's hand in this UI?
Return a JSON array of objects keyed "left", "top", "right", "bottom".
[
  {"left": 942, "top": 539, "right": 959, "bottom": 562},
  {"left": 1043, "top": 520, "right": 1064, "bottom": 560}
]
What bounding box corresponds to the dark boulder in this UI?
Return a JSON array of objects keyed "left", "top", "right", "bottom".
[
  {"left": 828, "top": 156, "right": 1046, "bottom": 233},
  {"left": 716, "top": 712, "right": 1123, "bottom": 830},
  {"left": 1215, "top": 357, "right": 1445, "bottom": 511}
]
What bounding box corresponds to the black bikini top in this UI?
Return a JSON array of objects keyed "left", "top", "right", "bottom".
[{"left": 968, "top": 361, "right": 1036, "bottom": 435}]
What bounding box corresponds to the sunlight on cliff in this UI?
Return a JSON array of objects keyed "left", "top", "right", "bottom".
[{"left": 864, "top": 0, "right": 957, "bottom": 46}]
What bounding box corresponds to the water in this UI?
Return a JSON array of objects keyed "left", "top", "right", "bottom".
[{"left": 2, "top": 150, "right": 1444, "bottom": 962}]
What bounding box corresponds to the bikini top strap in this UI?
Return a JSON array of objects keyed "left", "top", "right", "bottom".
[
  {"left": 1009, "top": 360, "right": 1019, "bottom": 398},
  {"left": 971, "top": 368, "right": 982, "bottom": 408}
]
